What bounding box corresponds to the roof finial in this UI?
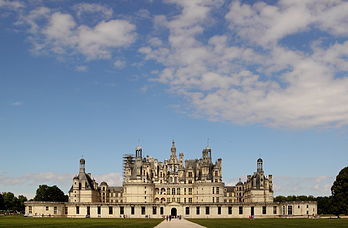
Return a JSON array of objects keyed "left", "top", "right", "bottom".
[
  {"left": 207, "top": 138, "right": 210, "bottom": 147},
  {"left": 172, "top": 139, "right": 175, "bottom": 147}
]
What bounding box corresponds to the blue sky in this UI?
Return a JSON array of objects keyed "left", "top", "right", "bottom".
[{"left": 1, "top": 0, "right": 348, "bottom": 198}]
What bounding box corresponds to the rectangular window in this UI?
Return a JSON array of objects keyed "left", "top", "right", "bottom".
[
  {"left": 184, "top": 188, "right": 186, "bottom": 195},
  {"left": 218, "top": 207, "right": 221, "bottom": 215},
  {"left": 29, "top": 206, "right": 32, "bottom": 214},
  {"left": 131, "top": 207, "right": 135, "bottom": 215},
  {"left": 288, "top": 206, "right": 293, "bottom": 215},
  {"left": 216, "top": 197, "right": 219, "bottom": 203},
  {"left": 153, "top": 206, "right": 157, "bottom": 215},
  {"left": 216, "top": 187, "right": 219, "bottom": 194},
  {"left": 206, "top": 206, "right": 210, "bottom": 215},
  {"left": 273, "top": 206, "right": 277, "bottom": 214},
  {"left": 160, "top": 207, "right": 164, "bottom": 215},
  {"left": 120, "top": 207, "right": 124, "bottom": 215},
  {"left": 262, "top": 206, "right": 267, "bottom": 215},
  {"left": 87, "top": 206, "right": 90, "bottom": 216},
  {"left": 109, "top": 206, "right": 113, "bottom": 215},
  {"left": 167, "top": 198, "right": 170, "bottom": 203},
  {"left": 186, "top": 207, "right": 190, "bottom": 215},
  {"left": 76, "top": 206, "right": 80, "bottom": 214},
  {"left": 188, "top": 198, "right": 192, "bottom": 203},
  {"left": 141, "top": 206, "right": 145, "bottom": 215},
  {"left": 188, "top": 188, "right": 192, "bottom": 195},
  {"left": 54, "top": 207, "right": 57, "bottom": 215},
  {"left": 172, "top": 188, "right": 175, "bottom": 195},
  {"left": 64, "top": 207, "right": 68, "bottom": 215},
  {"left": 228, "top": 206, "right": 232, "bottom": 215},
  {"left": 177, "top": 198, "right": 180, "bottom": 202},
  {"left": 46, "top": 206, "right": 49, "bottom": 211},
  {"left": 188, "top": 172, "right": 192, "bottom": 177},
  {"left": 177, "top": 188, "right": 180, "bottom": 195},
  {"left": 196, "top": 206, "right": 200, "bottom": 215},
  {"left": 97, "top": 206, "right": 101, "bottom": 215},
  {"left": 239, "top": 206, "right": 243, "bottom": 215},
  {"left": 212, "top": 187, "right": 215, "bottom": 194}
]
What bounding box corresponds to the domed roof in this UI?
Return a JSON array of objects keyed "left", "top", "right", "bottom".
[
  {"left": 257, "top": 158, "right": 263, "bottom": 162},
  {"left": 80, "top": 158, "right": 85, "bottom": 164},
  {"left": 100, "top": 181, "right": 108, "bottom": 186}
]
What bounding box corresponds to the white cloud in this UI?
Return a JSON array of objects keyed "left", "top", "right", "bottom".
[
  {"left": 113, "top": 59, "right": 126, "bottom": 69},
  {"left": 10, "top": 101, "right": 23, "bottom": 106},
  {"left": 21, "top": 9, "right": 136, "bottom": 60},
  {"left": 75, "top": 65, "right": 88, "bottom": 72},
  {"left": 140, "top": 0, "right": 348, "bottom": 129},
  {"left": 73, "top": 3, "right": 113, "bottom": 19},
  {"left": 273, "top": 176, "right": 334, "bottom": 196},
  {"left": 0, "top": 0, "right": 23, "bottom": 9}
]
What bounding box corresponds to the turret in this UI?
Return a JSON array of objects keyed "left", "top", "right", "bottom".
[
  {"left": 170, "top": 140, "right": 177, "bottom": 160},
  {"left": 257, "top": 158, "right": 263, "bottom": 173},
  {"left": 80, "top": 158, "right": 85, "bottom": 173}
]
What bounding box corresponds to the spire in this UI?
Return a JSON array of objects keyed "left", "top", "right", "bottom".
[{"left": 170, "top": 140, "right": 177, "bottom": 159}]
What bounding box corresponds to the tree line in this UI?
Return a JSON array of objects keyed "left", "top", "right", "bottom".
[
  {"left": 0, "top": 192, "right": 27, "bottom": 213},
  {"left": 274, "top": 166, "right": 348, "bottom": 216}
]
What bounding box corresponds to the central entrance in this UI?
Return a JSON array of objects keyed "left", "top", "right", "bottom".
[{"left": 171, "top": 208, "right": 177, "bottom": 217}]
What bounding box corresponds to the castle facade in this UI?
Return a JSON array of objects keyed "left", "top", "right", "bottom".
[{"left": 25, "top": 141, "right": 317, "bottom": 218}]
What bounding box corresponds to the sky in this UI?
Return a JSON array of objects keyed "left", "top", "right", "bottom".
[{"left": 0, "top": 0, "right": 348, "bottom": 199}]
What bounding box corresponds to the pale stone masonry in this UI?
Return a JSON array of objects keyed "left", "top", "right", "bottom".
[{"left": 25, "top": 141, "right": 317, "bottom": 218}]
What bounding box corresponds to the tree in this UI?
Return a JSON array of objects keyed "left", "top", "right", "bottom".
[
  {"left": 331, "top": 167, "right": 348, "bottom": 217},
  {"left": 2, "top": 192, "right": 15, "bottom": 211},
  {"left": 34, "top": 185, "right": 68, "bottom": 202},
  {"left": 0, "top": 193, "right": 4, "bottom": 210}
]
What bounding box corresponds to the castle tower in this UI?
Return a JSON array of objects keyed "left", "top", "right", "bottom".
[
  {"left": 135, "top": 145, "right": 142, "bottom": 158},
  {"left": 170, "top": 140, "right": 177, "bottom": 160}
]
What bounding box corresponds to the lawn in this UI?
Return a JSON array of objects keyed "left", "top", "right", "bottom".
[
  {"left": 0, "top": 216, "right": 162, "bottom": 228},
  {"left": 189, "top": 218, "right": 348, "bottom": 228}
]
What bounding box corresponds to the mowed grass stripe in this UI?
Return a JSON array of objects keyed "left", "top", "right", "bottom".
[
  {"left": 188, "top": 218, "right": 348, "bottom": 228},
  {"left": 0, "top": 216, "right": 163, "bottom": 228}
]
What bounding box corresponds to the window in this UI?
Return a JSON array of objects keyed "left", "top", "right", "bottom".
[
  {"left": 188, "top": 198, "right": 192, "bottom": 203},
  {"left": 188, "top": 188, "right": 192, "bottom": 195},
  {"left": 273, "top": 206, "right": 277, "bottom": 214},
  {"left": 167, "top": 198, "right": 170, "bottom": 203},
  {"left": 196, "top": 206, "right": 200, "bottom": 215},
  {"left": 239, "top": 206, "right": 243, "bottom": 214},
  {"left": 97, "top": 206, "right": 101, "bottom": 215},
  {"left": 177, "top": 188, "right": 180, "bottom": 195},
  {"left": 228, "top": 206, "right": 232, "bottom": 215},
  {"left": 216, "top": 197, "right": 219, "bottom": 203},
  {"left": 46, "top": 206, "right": 49, "bottom": 211},
  {"left": 172, "top": 188, "right": 175, "bottom": 195},
  {"left": 76, "top": 206, "right": 80, "bottom": 214},
  {"left": 188, "top": 172, "right": 192, "bottom": 177},
  {"left": 215, "top": 171, "right": 218, "bottom": 176},
  {"left": 131, "top": 207, "right": 135, "bottom": 215},
  {"left": 29, "top": 206, "right": 32, "bottom": 214},
  {"left": 288, "top": 206, "right": 292, "bottom": 215},
  {"left": 186, "top": 207, "right": 190, "bottom": 215},
  {"left": 167, "top": 188, "right": 170, "bottom": 195},
  {"left": 177, "top": 198, "right": 180, "bottom": 202},
  {"left": 153, "top": 206, "right": 157, "bottom": 215},
  {"left": 307, "top": 205, "right": 309, "bottom": 208},
  {"left": 262, "top": 206, "right": 266, "bottom": 214},
  {"left": 160, "top": 207, "right": 164, "bottom": 215},
  {"left": 212, "top": 187, "right": 215, "bottom": 194},
  {"left": 141, "top": 206, "right": 145, "bottom": 215},
  {"left": 64, "top": 207, "right": 68, "bottom": 215},
  {"left": 120, "top": 207, "right": 124, "bottom": 215},
  {"left": 87, "top": 206, "right": 90, "bottom": 216},
  {"left": 216, "top": 187, "right": 219, "bottom": 194},
  {"left": 184, "top": 188, "right": 186, "bottom": 195},
  {"left": 218, "top": 207, "right": 221, "bottom": 215},
  {"left": 109, "top": 206, "right": 113, "bottom": 215},
  {"left": 54, "top": 207, "right": 57, "bottom": 215},
  {"left": 206, "top": 206, "right": 210, "bottom": 215}
]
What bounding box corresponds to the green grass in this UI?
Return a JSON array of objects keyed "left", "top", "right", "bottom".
[
  {"left": 0, "top": 216, "right": 162, "bottom": 228},
  {"left": 189, "top": 218, "right": 348, "bottom": 228}
]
